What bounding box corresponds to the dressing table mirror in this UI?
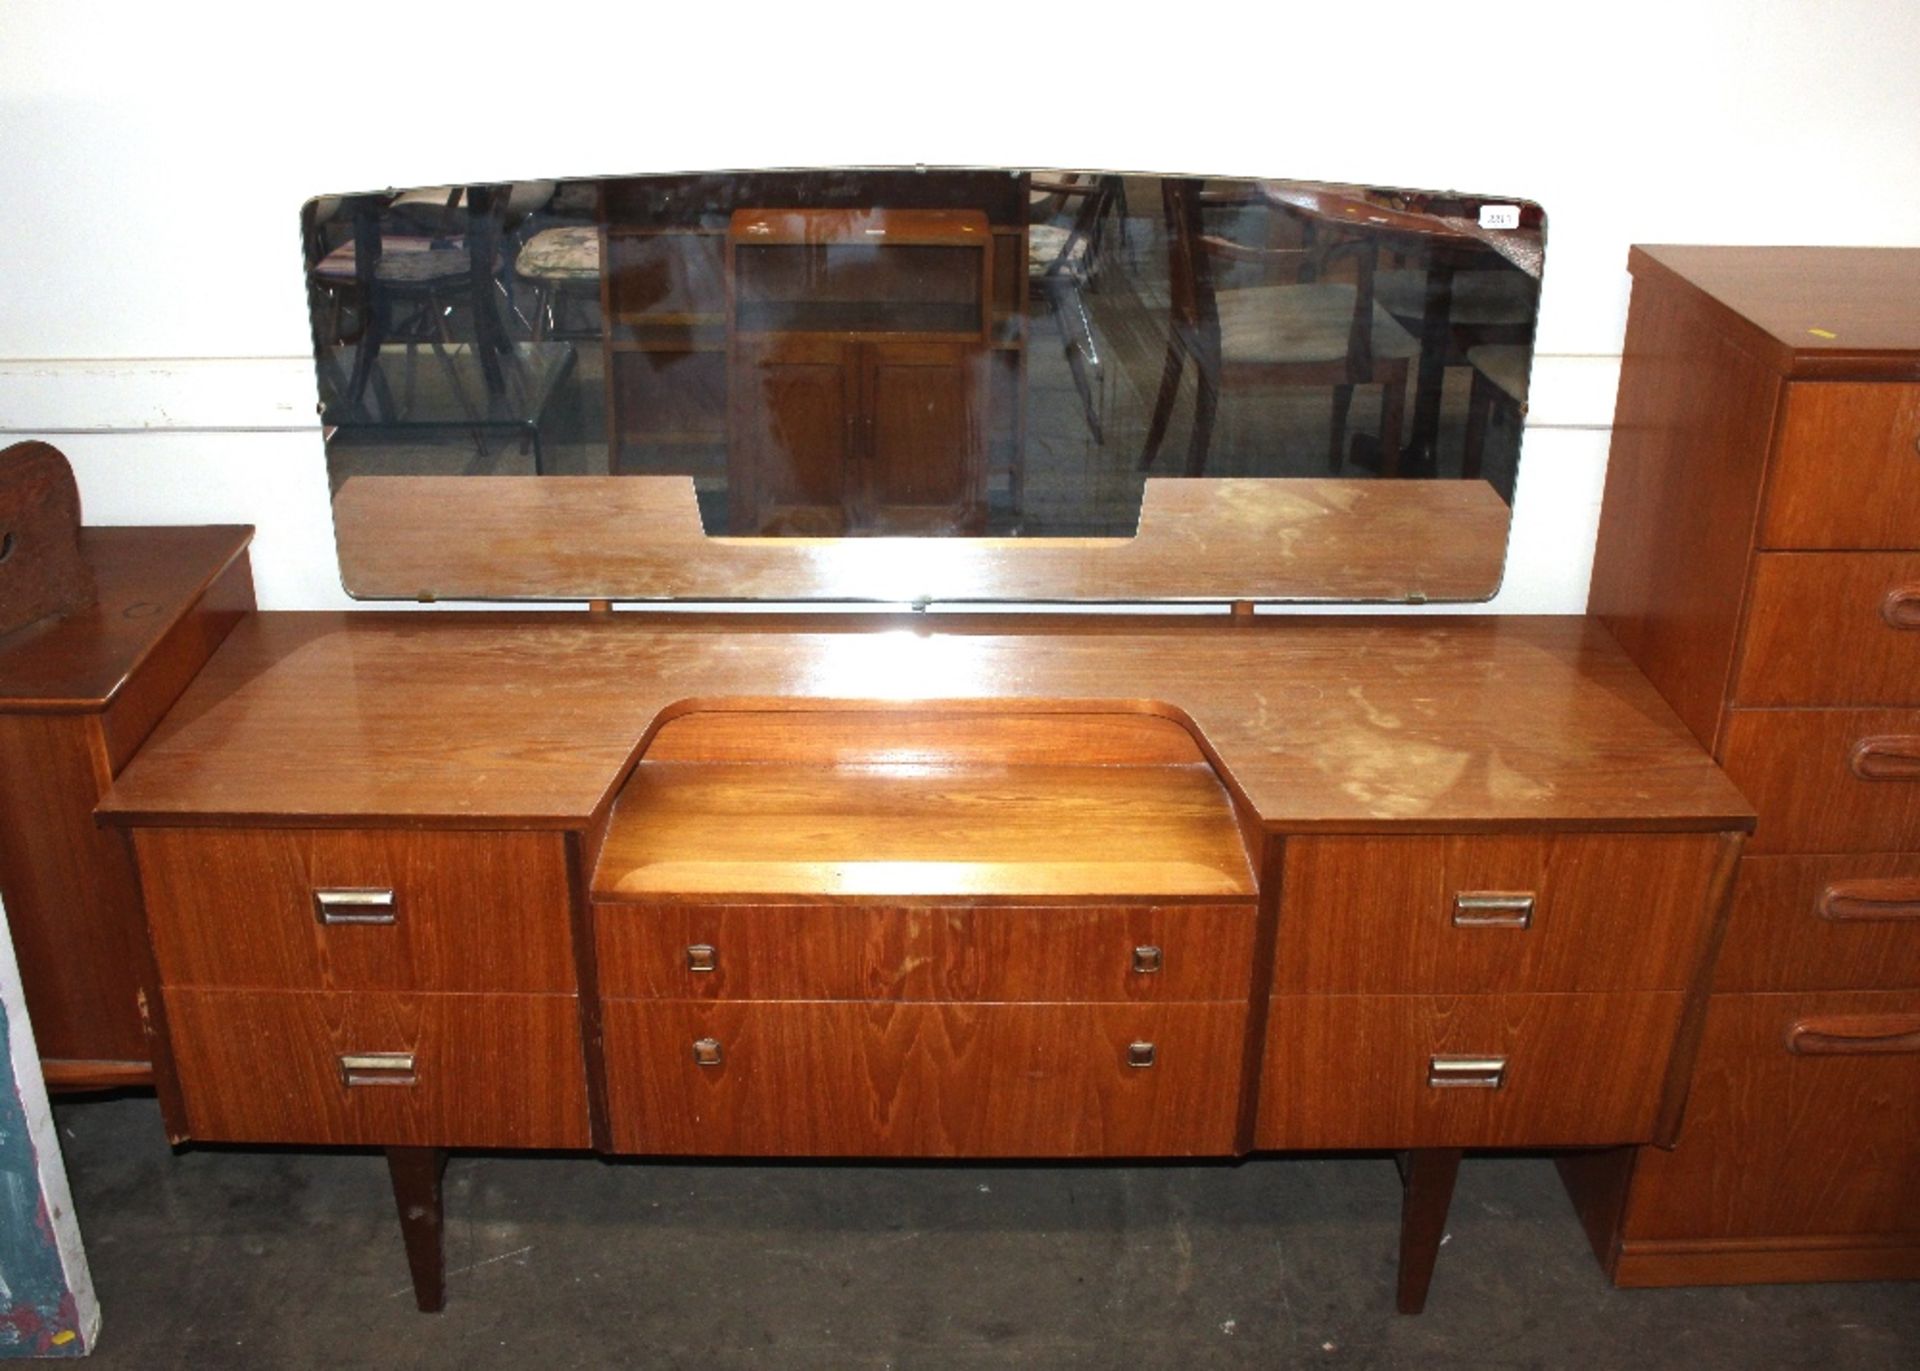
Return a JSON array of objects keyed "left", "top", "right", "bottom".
[
  {"left": 303, "top": 168, "right": 1545, "bottom": 603},
  {"left": 23, "top": 166, "right": 1762, "bottom": 1327}
]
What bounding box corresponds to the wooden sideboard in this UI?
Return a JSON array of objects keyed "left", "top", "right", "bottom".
[
  {"left": 90, "top": 610, "right": 1752, "bottom": 1312},
  {"left": 1575, "top": 244, "right": 1920, "bottom": 1286},
  {"left": 0, "top": 522, "right": 253, "bottom": 1089}
]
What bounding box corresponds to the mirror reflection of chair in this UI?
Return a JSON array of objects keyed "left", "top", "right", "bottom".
[
  {"left": 1027, "top": 174, "right": 1124, "bottom": 447},
  {"left": 1141, "top": 178, "right": 1419, "bottom": 478},
  {"left": 516, "top": 226, "right": 601, "bottom": 341},
  {"left": 1462, "top": 344, "right": 1530, "bottom": 481}
]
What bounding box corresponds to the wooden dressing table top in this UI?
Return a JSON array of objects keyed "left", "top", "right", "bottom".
[{"left": 98, "top": 612, "right": 1753, "bottom": 834}]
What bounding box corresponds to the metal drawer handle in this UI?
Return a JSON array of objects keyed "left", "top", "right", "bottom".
[
  {"left": 313, "top": 888, "right": 397, "bottom": 925},
  {"left": 1132, "top": 946, "right": 1163, "bottom": 974},
  {"left": 1428, "top": 1055, "right": 1507, "bottom": 1089},
  {"left": 1127, "top": 1041, "right": 1156, "bottom": 1068},
  {"left": 1880, "top": 587, "right": 1920, "bottom": 630},
  {"left": 686, "top": 944, "right": 717, "bottom": 973},
  {"left": 692, "top": 1038, "right": 723, "bottom": 1067},
  {"left": 1452, "top": 892, "right": 1534, "bottom": 929},
  {"left": 339, "top": 1052, "right": 416, "bottom": 1087},
  {"left": 1787, "top": 1014, "right": 1920, "bottom": 1056},
  {"left": 1817, "top": 878, "right": 1920, "bottom": 922},
  {"left": 1849, "top": 736, "right": 1920, "bottom": 781}
]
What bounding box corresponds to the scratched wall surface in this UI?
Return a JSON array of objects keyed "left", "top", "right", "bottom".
[{"left": 0, "top": 895, "right": 97, "bottom": 1358}]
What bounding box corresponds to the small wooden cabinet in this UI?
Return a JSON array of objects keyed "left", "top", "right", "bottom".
[
  {"left": 727, "top": 210, "right": 992, "bottom": 535},
  {"left": 0, "top": 524, "right": 252, "bottom": 1089},
  {"left": 1577, "top": 244, "right": 1920, "bottom": 1287}
]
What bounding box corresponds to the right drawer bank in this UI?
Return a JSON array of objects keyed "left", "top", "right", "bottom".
[{"left": 1580, "top": 245, "right": 1920, "bottom": 1286}]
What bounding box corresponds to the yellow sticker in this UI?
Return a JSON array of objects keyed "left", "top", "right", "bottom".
[
  {"left": 1808, "top": 327, "right": 1838, "bottom": 339},
  {"left": 52, "top": 1331, "right": 77, "bottom": 1346}
]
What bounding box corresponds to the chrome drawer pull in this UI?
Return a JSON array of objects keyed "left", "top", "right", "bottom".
[
  {"left": 313, "top": 888, "right": 397, "bottom": 925},
  {"left": 1880, "top": 587, "right": 1920, "bottom": 629},
  {"left": 692, "top": 1038, "right": 723, "bottom": 1067},
  {"left": 1427, "top": 1055, "right": 1506, "bottom": 1089},
  {"left": 1452, "top": 892, "right": 1534, "bottom": 928},
  {"left": 1132, "top": 945, "right": 1163, "bottom": 974},
  {"left": 1849, "top": 736, "right": 1920, "bottom": 781},
  {"left": 339, "top": 1052, "right": 416, "bottom": 1087},
  {"left": 1127, "top": 1041, "right": 1157, "bottom": 1068},
  {"left": 686, "top": 944, "right": 717, "bottom": 973}
]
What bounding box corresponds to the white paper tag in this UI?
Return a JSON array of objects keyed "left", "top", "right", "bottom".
[{"left": 1478, "top": 204, "right": 1521, "bottom": 231}]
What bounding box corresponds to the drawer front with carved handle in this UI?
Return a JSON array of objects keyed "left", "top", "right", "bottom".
[
  {"left": 1722, "top": 709, "right": 1920, "bottom": 853},
  {"left": 136, "top": 828, "right": 575, "bottom": 993},
  {"left": 1735, "top": 553, "right": 1920, "bottom": 707},
  {"left": 1608, "top": 990, "right": 1920, "bottom": 1243},
  {"left": 1716, "top": 854, "right": 1920, "bottom": 992},
  {"left": 1255, "top": 991, "right": 1683, "bottom": 1149},
  {"left": 593, "top": 902, "right": 1255, "bottom": 1002},
  {"left": 1272, "top": 835, "right": 1726, "bottom": 994},
  {"left": 162, "top": 988, "right": 590, "bottom": 1149},
  {"left": 601, "top": 999, "right": 1246, "bottom": 1157}
]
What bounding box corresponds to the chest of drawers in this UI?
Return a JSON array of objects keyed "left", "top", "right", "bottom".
[{"left": 1576, "top": 245, "right": 1920, "bottom": 1287}]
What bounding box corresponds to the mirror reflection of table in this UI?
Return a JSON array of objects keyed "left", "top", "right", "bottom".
[{"left": 1260, "top": 183, "right": 1543, "bottom": 477}]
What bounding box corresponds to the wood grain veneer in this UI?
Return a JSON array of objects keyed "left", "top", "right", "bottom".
[
  {"left": 1272, "top": 834, "right": 1724, "bottom": 993},
  {"left": 1255, "top": 991, "right": 1685, "bottom": 1149},
  {"left": 331, "top": 475, "right": 1513, "bottom": 604},
  {"left": 601, "top": 998, "right": 1246, "bottom": 1157},
  {"left": 1760, "top": 384, "right": 1920, "bottom": 550},
  {"left": 137, "top": 828, "right": 576, "bottom": 994},
  {"left": 164, "top": 988, "right": 590, "bottom": 1148},
  {"left": 96, "top": 614, "right": 1753, "bottom": 836},
  {"left": 593, "top": 903, "right": 1256, "bottom": 1002}
]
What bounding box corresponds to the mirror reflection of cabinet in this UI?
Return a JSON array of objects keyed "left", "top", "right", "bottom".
[{"left": 727, "top": 210, "right": 992, "bottom": 535}]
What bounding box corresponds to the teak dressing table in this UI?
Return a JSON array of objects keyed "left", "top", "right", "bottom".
[{"left": 85, "top": 577, "right": 1751, "bottom": 1312}]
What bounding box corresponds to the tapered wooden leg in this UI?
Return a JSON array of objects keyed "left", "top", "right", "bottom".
[
  {"left": 1395, "top": 1147, "right": 1462, "bottom": 1314},
  {"left": 387, "top": 1146, "right": 449, "bottom": 1313}
]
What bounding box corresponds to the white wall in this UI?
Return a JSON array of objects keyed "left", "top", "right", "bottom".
[{"left": 2, "top": 1, "right": 1916, "bottom": 610}]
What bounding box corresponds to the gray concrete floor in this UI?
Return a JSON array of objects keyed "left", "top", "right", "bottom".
[{"left": 53, "top": 1095, "right": 1917, "bottom": 1369}]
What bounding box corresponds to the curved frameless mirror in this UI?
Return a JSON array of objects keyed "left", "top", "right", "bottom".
[{"left": 304, "top": 168, "right": 1544, "bottom": 600}]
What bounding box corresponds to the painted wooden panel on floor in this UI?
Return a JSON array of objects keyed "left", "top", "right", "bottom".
[{"left": 0, "top": 896, "right": 99, "bottom": 1357}]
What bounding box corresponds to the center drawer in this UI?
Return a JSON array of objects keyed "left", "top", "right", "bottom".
[
  {"left": 1721, "top": 709, "right": 1920, "bottom": 854},
  {"left": 136, "top": 828, "right": 576, "bottom": 994},
  {"left": 603, "top": 999, "right": 1247, "bottom": 1157},
  {"left": 1272, "top": 834, "right": 1726, "bottom": 993},
  {"left": 593, "top": 902, "right": 1256, "bottom": 1001}
]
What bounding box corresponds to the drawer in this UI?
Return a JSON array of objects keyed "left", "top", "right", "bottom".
[
  {"left": 1272, "top": 835, "right": 1725, "bottom": 993},
  {"left": 1618, "top": 990, "right": 1920, "bottom": 1242},
  {"left": 1721, "top": 709, "right": 1920, "bottom": 853},
  {"left": 1761, "top": 382, "right": 1920, "bottom": 550},
  {"left": 602, "top": 999, "right": 1246, "bottom": 1157},
  {"left": 594, "top": 902, "right": 1257, "bottom": 1001},
  {"left": 163, "top": 989, "right": 590, "bottom": 1149},
  {"left": 1735, "top": 553, "right": 1920, "bottom": 706},
  {"left": 1716, "top": 855, "right": 1920, "bottom": 992},
  {"left": 136, "top": 828, "right": 575, "bottom": 993},
  {"left": 1254, "top": 992, "right": 1683, "bottom": 1149}
]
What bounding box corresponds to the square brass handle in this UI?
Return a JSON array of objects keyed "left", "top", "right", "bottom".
[
  {"left": 339, "top": 1052, "right": 417, "bottom": 1087},
  {"left": 1427, "top": 1055, "right": 1507, "bottom": 1089},
  {"left": 686, "top": 944, "right": 718, "bottom": 973},
  {"left": 1132, "top": 946, "right": 1163, "bottom": 974},
  {"left": 1452, "top": 892, "right": 1534, "bottom": 929},
  {"left": 314, "top": 888, "right": 397, "bottom": 926}
]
